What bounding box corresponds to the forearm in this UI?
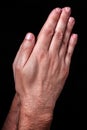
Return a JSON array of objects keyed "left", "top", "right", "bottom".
[
  {"left": 18, "top": 101, "right": 53, "bottom": 130},
  {"left": 2, "top": 93, "right": 20, "bottom": 130}
]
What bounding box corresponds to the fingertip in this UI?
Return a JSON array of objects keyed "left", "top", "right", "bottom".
[
  {"left": 22, "top": 32, "right": 35, "bottom": 49},
  {"left": 25, "top": 32, "right": 35, "bottom": 43},
  {"left": 71, "top": 33, "right": 78, "bottom": 45},
  {"left": 69, "top": 17, "right": 75, "bottom": 24},
  {"left": 62, "top": 7, "right": 71, "bottom": 12},
  {"left": 72, "top": 33, "right": 78, "bottom": 39},
  {"left": 54, "top": 7, "right": 62, "bottom": 13}
]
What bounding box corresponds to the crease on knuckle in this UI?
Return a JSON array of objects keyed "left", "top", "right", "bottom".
[
  {"left": 62, "top": 65, "right": 69, "bottom": 78},
  {"left": 15, "top": 63, "right": 23, "bottom": 74},
  {"left": 55, "top": 30, "right": 63, "bottom": 40},
  {"left": 37, "top": 50, "right": 47, "bottom": 62},
  {"left": 44, "top": 24, "right": 54, "bottom": 36}
]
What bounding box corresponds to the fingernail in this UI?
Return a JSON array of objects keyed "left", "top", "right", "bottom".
[
  {"left": 55, "top": 8, "right": 61, "bottom": 13},
  {"left": 25, "top": 33, "right": 34, "bottom": 41},
  {"left": 65, "top": 7, "right": 71, "bottom": 12},
  {"left": 69, "top": 17, "right": 75, "bottom": 24}
]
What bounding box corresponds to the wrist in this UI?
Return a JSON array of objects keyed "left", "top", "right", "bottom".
[
  {"left": 20, "top": 96, "right": 53, "bottom": 117},
  {"left": 19, "top": 95, "right": 53, "bottom": 129},
  {"left": 19, "top": 105, "right": 53, "bottom": 130},
  {"left": 20, "top": 102, "right": 53, "bottom": 121}
]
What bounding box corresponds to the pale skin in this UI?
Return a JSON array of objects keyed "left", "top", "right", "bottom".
[{"left": 2, "top": 7, "right": 78, "bottom": 130}]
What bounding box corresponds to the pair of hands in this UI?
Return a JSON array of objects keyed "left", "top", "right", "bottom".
[{"left": 12, "top": 7, "right": 78, "bottom": 129}]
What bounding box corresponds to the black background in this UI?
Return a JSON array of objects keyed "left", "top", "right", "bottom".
[{"left": 0, "top": 0, "right": 87, "bottom": 129}]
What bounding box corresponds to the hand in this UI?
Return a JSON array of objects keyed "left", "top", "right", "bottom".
[{"left": 13, "top": 7, "right": 78, "bottom": 122}]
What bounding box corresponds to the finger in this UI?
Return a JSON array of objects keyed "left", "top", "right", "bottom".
[
  {"left": 65, "top": 34, "right": 78, "bottom": 66},
  {"left": 49, "top": 7, "right": 71, "bottom": 53},
  {"left": 13, "top": 33, "right": 35, "bottom": 70},
  {"left": 34, "top": 8, "right": 62, "bottom": 51},
  {"left": 59, "top": 17, "right": 75, "bottom": 58}
]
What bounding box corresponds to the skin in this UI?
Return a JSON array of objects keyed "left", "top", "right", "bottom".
[
  {"left": 2, "top": 94, "right": 20, "bottom": 130},
  {"left": 2, "top": 7, "right": 78, "bottom": 130}
]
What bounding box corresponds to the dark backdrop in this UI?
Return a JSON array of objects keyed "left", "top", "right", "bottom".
[{"left": 0, "top": 0, "right": 87, "bottom": 129}]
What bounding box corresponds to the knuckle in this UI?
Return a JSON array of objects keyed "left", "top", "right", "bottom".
[
  {"left": 21, "top": 43, "right": 28, "bottom": 50},
  {"left": 55, "top": 30, "right": 63, "bottom": 40},
  {"left": 62, "top": 65, "right": 69, "bottom": 77},
  {"left": 67, "top": 51, "right": 72, "bottom": 57},
  {"left": 15, "top": 64, "right": 22, "bottom": 74},
  {"left": 37, "top": 50, "right": 47, "bottom": 61},
  {"left": 44, "top": 25, "right": 54, "bottom": 36}
]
